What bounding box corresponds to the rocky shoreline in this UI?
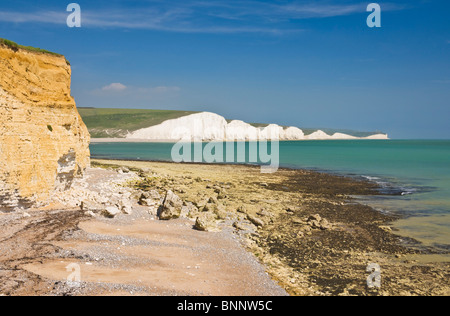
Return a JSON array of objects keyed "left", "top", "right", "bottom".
[
  {"left": 1, "top": 159, "right": 449, "bottom": 296},
  {"left": 90, "top": 159, "right": 450, "bottom": 296}
]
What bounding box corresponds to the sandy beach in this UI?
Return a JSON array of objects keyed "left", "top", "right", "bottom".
[{"left": 1, "top": 159, "right": 449, "bottom": 296}]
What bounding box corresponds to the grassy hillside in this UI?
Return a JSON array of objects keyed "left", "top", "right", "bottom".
[{"left": 78, "top": 108, "right": 197, "bottom": 138}]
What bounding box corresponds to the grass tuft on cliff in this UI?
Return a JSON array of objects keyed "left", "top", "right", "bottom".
[{"left": 0, "top": 38, "right": 69, "bottom": 64}]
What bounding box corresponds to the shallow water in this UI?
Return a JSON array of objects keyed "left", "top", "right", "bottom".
[{"left": 90, "top": 140, "right": 450, "bottom": 254}]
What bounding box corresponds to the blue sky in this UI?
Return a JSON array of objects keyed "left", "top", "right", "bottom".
[{"left": 0, "top": 0, "right": 449, "bottom": 138}]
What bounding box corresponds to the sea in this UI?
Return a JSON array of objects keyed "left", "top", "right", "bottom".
[{"left": 90, "top": 140, "right": 450, "bottom": 260}]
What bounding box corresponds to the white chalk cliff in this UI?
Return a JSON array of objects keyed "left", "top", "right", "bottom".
[{"left": 126, "top": 112, "right": 388, "bottom": 141}]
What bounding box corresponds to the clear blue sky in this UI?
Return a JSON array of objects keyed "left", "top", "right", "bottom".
[{"left": 1, "top": 0, "right": 449, "bottom": 138}]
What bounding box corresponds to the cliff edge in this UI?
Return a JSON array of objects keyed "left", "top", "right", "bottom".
[{"left": 0, "top": 39, "right": 90, "bottom": 210}]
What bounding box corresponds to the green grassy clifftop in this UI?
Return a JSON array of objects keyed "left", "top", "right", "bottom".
[{"left": 78, "top": 108, "right": 197, "bottom": 138}]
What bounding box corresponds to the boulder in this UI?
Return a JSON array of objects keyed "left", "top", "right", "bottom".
[
  {"left": 118, "top": 197, "right": 133, "bottom": 215},
  {"left": 194, "top": 217, "right": 208, "bottom": 231},
  {"left": 181, "top": 202, "right": 198, "bottom": 218},
  {"left": 147, "top": 206, "right": 159, "bottom": 216},
  {"left": 202, "top": 203, "right": 227, "bottom": 220},
  {"left": 158, "top": 190, "right": 183, "bottom": 220},
  {"left": 80, "top": 200, "right": 102, "bottom": 212},
  {"left": 85, "top": 211, "right": 97, "bottom": 217},
  {"left": 213, "top": 204, "right": 228, "bottom": 220},
  {"left": 139, "top": 190, "right": 161, "bottom": 206},
  {"left": 102, "top": 206, "right": 121, "bottom": 218},
  {"left": 306, "top": 214, "right": 331, "bottom": 230}
]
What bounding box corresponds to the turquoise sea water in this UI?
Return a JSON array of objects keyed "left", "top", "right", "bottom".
[{"left": 90, "top": 140, "right": 450, "bottom": 255}]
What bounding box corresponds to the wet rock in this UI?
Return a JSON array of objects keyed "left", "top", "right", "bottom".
[
  {"left": 379, "top": 225, "right": 392, "bottom": 232},
  {"left": 158, "top": 190, "right": 183, "bottom": 220}
]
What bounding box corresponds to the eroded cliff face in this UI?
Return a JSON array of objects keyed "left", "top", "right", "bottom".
[{"left": 0, "top": 43, "right": 90, "bottom": 209}]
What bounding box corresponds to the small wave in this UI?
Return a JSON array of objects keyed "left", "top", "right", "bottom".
[
  {"left": 400, "top": 188, "right": 418, "bottom": 196},
  {"left": 362, "top": 175, "right": 381, "bottom": 181},
  {"left": 361, "top": 175, "right": 417, "bottom": 196}
]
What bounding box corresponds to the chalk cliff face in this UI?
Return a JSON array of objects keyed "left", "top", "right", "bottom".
[
  {"left": 127, "top": 112, "right": 389, "bottom": 141},
  {"left": 0, "top": 43, "right": 90, "bottom": 209}
]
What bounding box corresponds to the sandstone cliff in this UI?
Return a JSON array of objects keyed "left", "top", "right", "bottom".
[{"left": 0, "top": 41, "right": 90, "bottom": 210}]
